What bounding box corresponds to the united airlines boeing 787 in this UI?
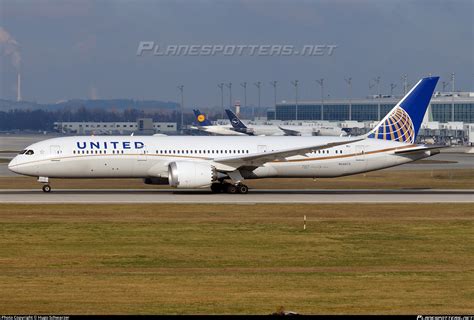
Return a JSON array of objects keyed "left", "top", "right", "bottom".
[{"left": 9, "top": 77, "right": 442, "bottom": 194}]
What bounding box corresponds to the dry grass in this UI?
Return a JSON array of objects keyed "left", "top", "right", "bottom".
[
  {"left": 0, "top": 204, "right": 473, "bottom": 314},
  {"left": 1, "top": 168, "right": 473, "bottom": 189}
]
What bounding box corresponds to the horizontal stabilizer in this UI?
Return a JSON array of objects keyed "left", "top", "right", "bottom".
[{"left": 394, "top": 145, "right": 447, "bottom": 155}]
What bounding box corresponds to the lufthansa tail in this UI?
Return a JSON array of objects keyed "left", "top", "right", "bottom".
[
  {"left": 367, "top": 76, "right": 439, "bottom": 143},
  {"left": 225, "top": 109, "right": 248, "bottom": 130},
  {"left": 193, "top": 109, "right": 213, "bottom": 127}
]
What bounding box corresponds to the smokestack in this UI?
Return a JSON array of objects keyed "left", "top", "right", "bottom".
[
  {"left": 0, "top": 27, "right": 22, "bottom": 101},
  {"left": 17, "top": 73, "right": 21, "bottom": 101}
]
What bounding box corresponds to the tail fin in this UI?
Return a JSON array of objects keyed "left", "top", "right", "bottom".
[
  {"left": 367, "top": 76, "right": 439, "bottom": 143},
  {"left": 225, "top": 109, "right": 247, "bottom": 129},
  {"left": 193, "top": 109, "right": 213, "bottom": 126}
]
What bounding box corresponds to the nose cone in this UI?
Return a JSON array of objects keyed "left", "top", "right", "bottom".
[{"left": 8, "top": 157, "right": 19, "bottom": 173}]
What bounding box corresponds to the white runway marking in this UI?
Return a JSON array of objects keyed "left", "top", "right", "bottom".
[{"left": 0, "top": 189, "right": 472, "bottom": 204}]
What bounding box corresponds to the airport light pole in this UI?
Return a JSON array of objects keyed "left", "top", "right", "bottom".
[
  {"left": 390, "top": 83, "right": 397, "bottom": 96},
  {"left": 316, "top": 78, "right": 324, "bottom": 121},
  {"left": 218, "top": 83, "right": 224, "bottom": 119},
  {"left": 371, "top": 76, "right": 381, "bottom": 120},
  {"left": 451, "top": 72, "right": 455, "bottom": 122},
  {"left": 291, "top": 80, "right": 299, "bottom": 121},
  {"left": 442, "top": 81, "right": 449, "bottom": 92},
  {"left": 225, "top": 82, "right": 232, "bottom": 111},
  {"left": 401, "top": 74, "right": 408, "bottom": 95},
  {"left": 240, "top": 82, "right": 247, "bottom": 115},
  {"left": 345, "top": 77, "right": 352, "bottom": 121},
  {"left": 254, "top": 82, "right": 261, "bottom": 119},
  {"left": 177, "top": 85, "right": 184, "bottom": 132},
  {"left": 270, "top": 81, "right": 278, "bottom": 107}
]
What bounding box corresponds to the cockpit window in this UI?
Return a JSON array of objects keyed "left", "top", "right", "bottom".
[
  {"left": 25, "top": 150, "right": 34, "bottom": 155},
  {"left": 19, "top": 150, "right": 27, "bottom": 154}
]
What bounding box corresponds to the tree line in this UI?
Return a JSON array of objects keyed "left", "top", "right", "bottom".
[{"left": 0, "top": 107, "right": 192, "bottom": 131}]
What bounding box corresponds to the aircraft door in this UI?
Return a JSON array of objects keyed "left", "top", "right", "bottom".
[
  {"left": 50, "top": 145, "right": 61, "bottom": 155},
  {"left": 137, "top": 149, "right": 147, "bottom": 162},
  {"left": 257, "top": 145, "right": 268, "bottom": 153},
  {"left": 354, "top": 145, "right": 368, "bottom": 171}
]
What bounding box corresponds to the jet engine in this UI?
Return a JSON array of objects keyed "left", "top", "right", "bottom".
[{"left": 168, "top": 161, "right": 217, "bottom": 188}]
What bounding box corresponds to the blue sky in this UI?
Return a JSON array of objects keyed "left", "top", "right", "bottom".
[{"left": 0, "top": 0, "right": 472, "bottom": 108}]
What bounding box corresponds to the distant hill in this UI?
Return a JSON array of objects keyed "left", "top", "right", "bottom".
[{"left": 0, "top": 99, "right": 180, "bottom": 112}]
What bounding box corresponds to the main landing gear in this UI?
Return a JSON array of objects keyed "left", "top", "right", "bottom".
[
  {"left": 42, "top": 185, "right": 51, "bottom": 193},
  {"left": 211, "top": 182, "right": 249, "bottom": 194}
]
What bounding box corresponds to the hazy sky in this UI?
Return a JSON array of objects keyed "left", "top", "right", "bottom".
[{"left": 1, "top": 0, "right": 473, "bottom": 108}]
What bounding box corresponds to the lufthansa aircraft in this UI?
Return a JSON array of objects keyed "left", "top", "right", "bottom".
[
  {"left": 190, "top": 109, "right": 245, "bottom": 136},
  {"left": 9, "top": 77, "right": 442, "bottom": 194},
  {"left": 225, "top": 109, "right": 348, "bottom": 137}
]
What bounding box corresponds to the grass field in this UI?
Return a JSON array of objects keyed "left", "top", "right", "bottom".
[
  {"left": 0, "top": 204, "right": 473, "bottom": 314},
  {"left": 1, "top": 168, "right": 473, "bottom": 190}
]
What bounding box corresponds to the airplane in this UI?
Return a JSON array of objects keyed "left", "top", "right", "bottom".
[
  {"left": 225, "top": 109, "right": 348, "bottom": 136},
  {"left": 189, "top": 109, "right": 246, "bottom": 136},
  {"left": 9, "top": 76, "right": 443, "bottom": 194}
]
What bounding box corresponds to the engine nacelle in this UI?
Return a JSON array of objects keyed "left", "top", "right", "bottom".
[{"left": 168, "top": 161, "right": 217, "bottom": 189}]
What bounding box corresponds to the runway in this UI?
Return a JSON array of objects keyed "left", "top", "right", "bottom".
[{"left": 0, "top": 188, "right": 472, "bottom": 203}]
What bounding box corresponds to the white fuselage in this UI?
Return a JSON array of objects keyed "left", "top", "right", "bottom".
[
  {"left": 194, "top": 124, "right": 345, "bottom": 136},
  {"left": 193, "top": 125, "right": 247, "bottom": 136},
  {"left": 9, "top": 135, "right": 434, "bottom": 180}
]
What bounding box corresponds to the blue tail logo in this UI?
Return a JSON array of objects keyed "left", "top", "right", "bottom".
[
  {"left": 367, "top": 76, "right": 439, "bottom": 143},
  {"left": 225, "top": 109, "right": 247, "bottom": 129}
]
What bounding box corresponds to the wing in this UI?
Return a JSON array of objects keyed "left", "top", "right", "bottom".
[
  {"left": 212, "top": 138, "right": 364, "bottom": 171},
  {"left": 278, "top": 126, "right": 301, "bottom": 136}
]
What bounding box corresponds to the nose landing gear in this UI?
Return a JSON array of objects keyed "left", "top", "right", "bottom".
[{"left": 38, "top": 177, "right": 51, "bottom": 193}]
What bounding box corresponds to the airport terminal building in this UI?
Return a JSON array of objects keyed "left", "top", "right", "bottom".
[
  {"left": 265, "top": 92, "right": 474, "bottom": 145},
  {"left": 54, "top": 118, "right": 177, "bottom": 135},
  {"left": 267, "top": 92, "right": 474, "bottom": 123}
]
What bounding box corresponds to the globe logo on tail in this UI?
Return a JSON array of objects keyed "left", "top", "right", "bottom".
[{"left": 368, "top": 106, "right": 415, "bottom": 143}]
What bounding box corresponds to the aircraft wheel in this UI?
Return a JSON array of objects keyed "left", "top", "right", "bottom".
[
  {"left": 210, "top": 183, "right": 223, "bottom": 193},
  {"left": 42, "top": 185, "right": 51, "bottom": 193},
  {"left": 225, "top": 184, "right": 237, "bottom": 194},
  {"left": 237, "top": 184, "right": 248, "bottom": 194}
]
